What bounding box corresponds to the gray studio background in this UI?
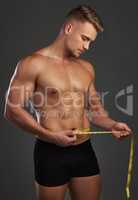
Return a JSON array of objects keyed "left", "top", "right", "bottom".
[{"left": 0, "top": 0, "right": 137, "bottom": 200}]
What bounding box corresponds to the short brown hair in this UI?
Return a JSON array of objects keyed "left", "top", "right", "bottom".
[{"left": 65, "top": 5, "right": 104, "bottom": 32}]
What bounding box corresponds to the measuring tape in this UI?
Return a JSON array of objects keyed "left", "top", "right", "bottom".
[{"left": 76, "top": 128, "right": 134, "bottom": 200}]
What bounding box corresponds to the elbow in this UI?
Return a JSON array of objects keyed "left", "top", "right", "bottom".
[
  {"left": 4, "top": 106, "right": 13, "bottom": 121},
  {"left": 4, "top": 107, "right": 11, "bottom": 120}
]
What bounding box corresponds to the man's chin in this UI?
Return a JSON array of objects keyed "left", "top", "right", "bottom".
[
  {"left": 73, "top": 52, "right": 81, "bottom": 58},
  {"left": 69, "top": 50, "right": 81, "bottom": 58}
]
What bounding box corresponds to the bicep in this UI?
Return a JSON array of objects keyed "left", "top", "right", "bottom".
[
  {"left": 87, "top": 81, "right": 101, "bottom": 108},
  {"left": 7, "top": 80, "right": 34, "bottom": 108},
  {"left": 82, "top": 60, "right": 108, "bottom": 116},
  {"left": 6, "top": 59, "right": 37, "bottom": 107},
  {"left": 87, "top": 81, "right": 108, "bottom": 117}
]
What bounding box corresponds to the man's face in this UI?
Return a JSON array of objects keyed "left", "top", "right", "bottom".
[{"left": 64, "top": 20, "right": 98, "bottom": 57}]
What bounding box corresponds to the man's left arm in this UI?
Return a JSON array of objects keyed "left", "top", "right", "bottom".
[{"left": 84, "top": 61, "right": 132, "bottom": 139}]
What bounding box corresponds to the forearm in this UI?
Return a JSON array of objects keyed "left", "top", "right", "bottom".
[
  {"left": 89, "top": 107, "right": 117, "bottom": 130},
  {"left": 5, "top": 107, "right": 52, "bottom": 141},
  {"left": 92, "top": 115, "right": 117, "bottom": 130}
]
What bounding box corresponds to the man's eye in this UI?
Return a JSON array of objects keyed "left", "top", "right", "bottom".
[{"left": 82, "top": 36, "right": 87, "bottom": 41}]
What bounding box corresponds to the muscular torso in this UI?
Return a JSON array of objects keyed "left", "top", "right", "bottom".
[{"left": 32, "top": 53, "right": 93, "bottom": 144}]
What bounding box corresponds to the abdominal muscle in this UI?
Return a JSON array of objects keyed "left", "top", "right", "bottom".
[{"left": 37, "top": 106, "right": 91, "bottom": 145}]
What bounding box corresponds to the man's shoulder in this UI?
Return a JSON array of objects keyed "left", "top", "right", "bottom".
[
  {"left": 17, "top": 53, "right": 47, "bottom": 73},
  {"left": 20, "top": 52, "right": 47, "bottom": 66},
  {"left": 77, "top": 58, "right": 95, "bottom": 76}
]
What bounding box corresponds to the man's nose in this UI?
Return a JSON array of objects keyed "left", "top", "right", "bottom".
[{"left": 83, "top": 43, "right": 89, "bottom": 50}]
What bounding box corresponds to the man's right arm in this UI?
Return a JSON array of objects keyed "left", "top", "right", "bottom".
[
  {"left": 4, "top": 55, "right": 77, "bottom": 146},
  {"left": 4, "top": 55, "right": 53, "bottom": 142}
]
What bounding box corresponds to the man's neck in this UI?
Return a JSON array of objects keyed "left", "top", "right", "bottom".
[{"left": 43, "top": 36, "right": 73, "bottom": 61}]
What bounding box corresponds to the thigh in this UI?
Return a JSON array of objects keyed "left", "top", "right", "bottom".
[
  {"left": 68, "top": 175, "right": 102, "bottom": 200},
  {"left": 34, "top": 139, "right": 70, "bottom": 187},
  {"left": 35, "top": 181, "right": 68, "bottom": 200}
]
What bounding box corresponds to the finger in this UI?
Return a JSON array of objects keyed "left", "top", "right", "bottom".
[
  {"left": 128, "top": 128, "right": 132, "bottom": 134},
  {"left": 112, "top": 130, "right": 121, "bottom": 135},
  {"left": 124, "top": 131, "right": 132, "bottom": 136},
  {"left": 122, "top": 125, "right": 132, "bottom": 132},
  {"left": 66, "top": 130, "right": 75, "bottom": 136},
  {"left": 120, "top": 131, "right": 128, "bottom": 136},
  {"left": 73, "top": 129, "right": 83, "bottom": 135},
  {"left": 124, "top": 128, "right": 132, "bottom": 133},
  {"left": 120, "top": 135, "right": 130, "bottom": 140},
  {"left": 69, "top": 134, "right": 77, "bottom": 141},
  {"left": 120, "top": 132, "right": 131, "bottom": 139}
]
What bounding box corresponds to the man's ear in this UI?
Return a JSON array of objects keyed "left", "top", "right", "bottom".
[{"left": 64, "top": 23, "right": 73, "bottom": 35}]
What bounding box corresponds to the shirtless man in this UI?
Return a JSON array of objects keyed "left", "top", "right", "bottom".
[{"left": 4, "top": 4, "right": 132, "bottom": 200}]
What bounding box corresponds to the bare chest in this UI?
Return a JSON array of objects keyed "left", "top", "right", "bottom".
[{"left": 36, "top": 62, "right": 92, "bottom": 94}]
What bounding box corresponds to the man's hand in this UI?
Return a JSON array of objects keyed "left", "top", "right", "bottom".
[
  {"left": 111, "top": 122, "right": 132, "bottom": 139},
  {"left": 47, "top": 129, "right": 77, "bottom": 147}
]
